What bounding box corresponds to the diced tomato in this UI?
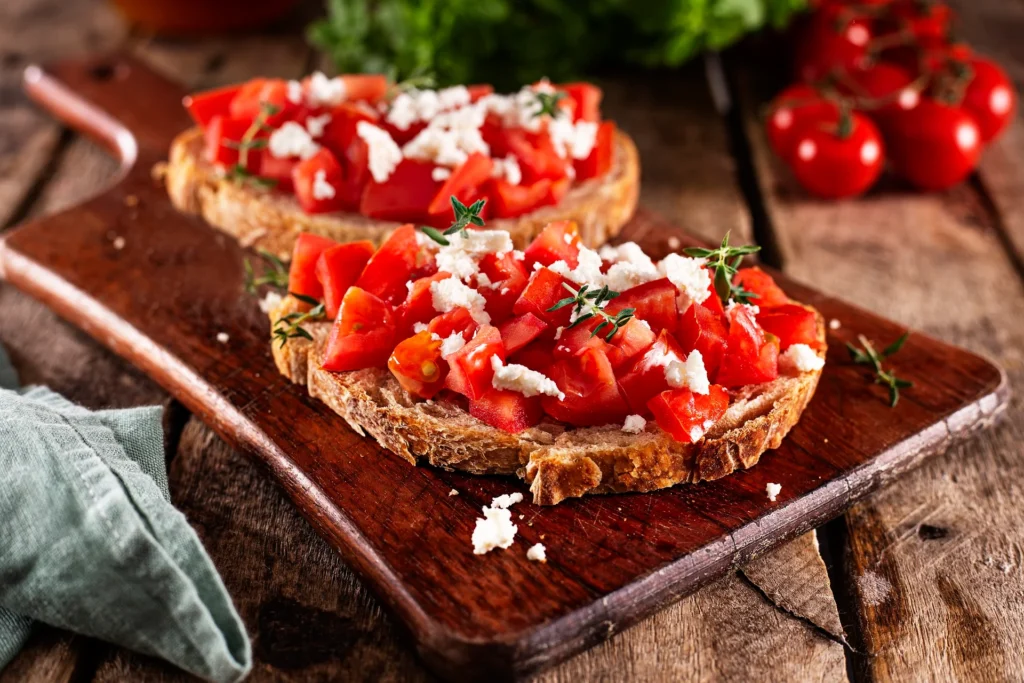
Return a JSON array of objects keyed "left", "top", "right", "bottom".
[
  {"left": 756, "top": 304, "right": 820, "bottom": 350},
  {"left": 292, "top": 148, "right": 346, "bottom": 214},
  {"left": 498, "top": 313, "right": 548, "bottom": 355},
  {"left": 341, "top": 74, "right": 389, "bottom": 105},
  {"left": 605, "top": 278, "right": 679, "bottom": 332},
  {"left": 258, "top": 154, "right": 298, "bottom": 192},
  {"left": 677, "top": 303, "right": 729, "bottom": 379},
  {"left": 575, "top": 121, "right": 615, "bottom": 180},
  {"left": 427, "top": 153, "right": 494, "bottom": 217},
  {"left": 545, "top": 176, "right": 571, "bottom": 206},
  {"left": 288, "top": 232, "right": 337, "bottom": 300},
  {"left": 445, "top": 325, "right": 505, "bottom": 400},
  {"left": 360, "top": 159, "right": 441, "bottom": 223},
  {"left": 700, "top": 279, "right": 726, "bottom": 316},
  {"left": 733, "top": 267, "right": 789, "bottom": 308},
  {"left": 229, "top": 78, "right": 296, "bottom": 126},
  {"left": 355, "top": 225, "right": 436, "bottom": 305},
  {"left": 647, "top": 385, "right": 729, "bottom": 444},
  {"left": 505, "top": 129, "right": 571, "bottom": 183},
  {"left": 338, "top": 136, "right": 370, "bottom": 211},
  {"left": 427, "top": 307, "right": 479, "bottom": 341},
  {"left": 203, "top": 115, "right": 255, "bottom": 168},
  {"left": 559, "top": 83, "right": 602, "bottom": 122},
  {"left": 321, "top": 287, "right": 396, "bottom": 372},
  {"left": 542, "top": 347, "right": 630, "bottom": 427},
  {"left": 554, "top": 315, "right": 653, "bottom": 370},
  {"left": 523, "top": 220, "right": 581, "bottom": 271},
  {"left": 716, "top": 304, "right": 779, "bottom": 387},
  {"left": 617, "top": 329, "right": 689, "bottom": 415},
  {"left": 513, "top": 267, "right": 577, "bottom": 327},
  {"left": 185, "top": 85, "right": 242, "bottom": 127},
  {"left": 477, "top": 251, "right": 529, "bottom": 321},
  {"left": 315, "top": 240, "right": 375, "bottom": 319},
  {"left": 469, "top": 389, "right": 543, "bottom": 433},
  {"left": 394, "top": 271, "right": 451, "bottom": 336},
  {"left": 467, "top": 84, "right": 495, "bottom": 101},
  {"left": 320, "top": 103, "right": 378, "bottom": 161},
  {"left": 488, "top": 178, "right": 552, "bottom": 219},
  {"left": 388, "top": 330, "right": 448, "bottom": 399}
]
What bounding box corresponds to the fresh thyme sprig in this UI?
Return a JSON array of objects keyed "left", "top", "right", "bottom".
[
  {"left": 272, "top": 293, "right": 326, "bottom": 348},
  {"left": 243, "top": 250, "right": 289, "bottom": 294},
  {"left": 847, "top": 332, "right": 913, "bottom": 407},
  {"left": 417, "top": 196, "right": 487, "bottom": 246},
  {"left": 683, "top": 231, "right": 762, "bottom": 305},
  {"left": 533, "top": 91, "right": 566, "bottom": 119},
  {"left": 548, "top": 283, "right": 635, "bottom": 342},
  {"left": 384, "top": 66, "right": 437, "bottom": 102},
  {"left": 225, "top": 102, "right": 280, "bottom": 189}
]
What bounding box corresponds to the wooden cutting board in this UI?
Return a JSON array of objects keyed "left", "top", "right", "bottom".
[{"left": 3, "top": 53, "right": 1009, "bottom": 681}]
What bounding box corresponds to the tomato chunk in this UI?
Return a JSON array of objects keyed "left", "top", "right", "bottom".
[
  {"left": 478, "top": 251, "right": 529, "bottom": 322},
  {"left": 617, "top": 329, "right": 689, "bottom": 415},
  {"left": 542, "top": 347, "right": 630, "bottom": 427},
  {"left": 427, "top": 153, "right": 493, "bottom": 216},
  {"left": 605, "top": 278, "right": 679, "bottom": 332},
  {"left": 575, "top": 121, "right": 615, "bottom": 180},
  {"left": 320, "top": 102, "right": 378, "bottom": 164},
  {"left": 677, "top": 303, "right": 729, "bottom": 379},
  {"left": 321, "top": 287, "right": 396, "bottom": 371},
  {"left": 509, "top": 339, "right": 556, "bottom": 374},
  {"left": 229, "top": 78, "right": 296, "bottom": 126},
  {"left": 388, "top": 331, "right": 448, "bottom": 399},
  {"left": 756, "top": 304, "right": 820, "bottom": 350},
  {"left": 355, "top": 225, "right": 436, "bottom": 305},
  {"left": 341, "top": 74, "right": 389, "bottom": 104},
  {"left": 554, "top": 316, "right": 654, "bottom": 371},
  {"left": 733, "top": 267, "right": 789, "bottom": 308},
  {"left": 315, "top": 240, "right": 375, "bottom": 319},
  {"left": 427, "top": 307, "right": 479, "bottom": 342},
  {"left": 288, "top": 233, "right": 338, "bottom": 300},
  {"left": 488, "top": 178, "right": 552, "bottom": 219},
  {"left": 513, "top": 267, "right": 576, "bottom": 327},
  {"left": 523, "top": 220, "right": 581, "bottom": 271},
  {"left": 648, "top": 385, "right": 729, "bottom": 443},
  {"left": 505, "top": 129, "right": 570, "bottom": 183},
  {"left": 360, "top": 158, "right": 441, "bottom": 223},
  {"left": 185, "top": 84, "right": 242, "bottom": 127},
  {"left": 293, "top": 148, "right": 346, "bottom": 214},
  {"left": 716, "top": 304, "right": 779, "bottom": 387},
  {"left": 203, "top": 115, "right": 255, "bottom": 168},
  {"left": 445, "top": 325, "right": 505, "bottom": 400},
  {"left": 394, "top": 271, "right": 451, "bottom": 336},
  {"left": 498, "top": 313, "right": 548, "bottom": 355},
  {"left": 469, "top": 389, "right": 543, "bottom": 434},
  {"left": 560, "top": 82, "right": 602, "bottom": 122},
  {"left": 258, "top": 154, "right": 298, "bottom": 192}
]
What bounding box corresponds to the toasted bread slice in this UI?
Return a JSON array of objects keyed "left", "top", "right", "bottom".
[
  {"left": 164, "top": 127, "right": 640, "bottom": 260},
  {"left": 268, "top": 296, "right": 825, "bottom": 506}
]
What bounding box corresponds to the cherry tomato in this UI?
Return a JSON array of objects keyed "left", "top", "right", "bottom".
[
  {"left": 962, "top": 58, "right": 1016, "bottom": 143},
  {"left": 388, "top": 330, "right": 448, "bottom": 399},
  {"left": 788, "top": 112, "right": 884, "bottom": 199},
  {"left": 766, "top": 84, "right": 839, "bottom": 161},
  {"left": 886, "top": 98, "right": 981, "bottom": 191},
  {"left": 795, "top": 13, "right": 873, "bottom": 84},
  {"left": 840, "top": 63, "right": 920, "bottom": 130}
]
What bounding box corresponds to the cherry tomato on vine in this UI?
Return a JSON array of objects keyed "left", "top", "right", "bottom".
[
  {"left": 840, "top": 62, "right": 920, "bottom": 130},
  {"left": 795, "top": 13, "right": 874, "bottom": 84},
  {"left": 766, "top": 84, "right": 839, "bottom": 161},
  {"left": 962, "top": 57, "right": 1016, "bottom": 143},
  {"left": 890, "top": 0, "right": 953, "bottom": 43},
  {"left": 885, "top": 98, "right": 981, "bottom": 191},
  {"left": 788, "top": 112, "right": 885, "bottom": 199}
]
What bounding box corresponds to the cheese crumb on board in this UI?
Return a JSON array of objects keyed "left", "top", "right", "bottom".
[
  {"left": 766, "top": 482, "right": 782, "bottom": 502},
  {"left": 112, "top": 236, "right": 126, "bottom": 250},
  {"left": 780, "top": 343, "right": 825, "bottom": 373},
  {"left": 491, "top": 356, "right": 564, "bottom": 399},
  {"left": 216, "top": 332, "right": 230, "bottom": 344},
  {"left": 622, "top": 415, "right": 646, "bottom": 434},
  {"left": 527, "top": 543, "right": 547, "bottom": 562},
  {"left": 448, "top": 489, "right": 459, "bottom": 497},
  {"left": 829, "top": 318, "right": 842, "bottom": 330},
  {"left": 472, "top": 493, "right": 524, "bottom": 555},
  {"left": 259, "top": 291, "right": 283, "bottom": 314}
]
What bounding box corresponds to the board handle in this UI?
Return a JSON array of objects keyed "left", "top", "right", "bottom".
[{"left": 23, "top": 52, "right": 191, "bottom": 167}]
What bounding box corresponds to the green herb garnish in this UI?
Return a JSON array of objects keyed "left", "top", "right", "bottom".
[
  {"left": 272, "top": 293, "right": 327, "bottom": 348},
  {"left": 225, "top": 102, "right": 280, "bottom": 189},
  {"left": 243, "top": 250, "right": 289, "bottom": 294},
  {"left": 533, "top": 91, "right": 566, "bottom": 118},
  {"left": 684, "top": 231, "right": 761, "bottom": 305},
  {"left": 847, "top": 332, "right": 913, "bottom": 407},
  {"left": 548, "top": 283, "right": 635, "bottom": 342}
]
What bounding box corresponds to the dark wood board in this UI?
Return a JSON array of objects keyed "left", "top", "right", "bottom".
[{"left": 1, "top": 52, "right": 1009, "bottom": 681}]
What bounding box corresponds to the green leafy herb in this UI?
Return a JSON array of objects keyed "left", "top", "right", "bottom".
[
  {"left": 683, "top": 231, "right": 762, "bottom": 305},
  {"left": 385, "top": 66, "right": 437, "bottom": 101},
  {"left": 243, "top": 250, "right": 290, "bottom": 294},
  {"left": 226, "top": 102, "right": 280, "bottom": 189},
  {"left": 533, "top": 91, "right": 566, "bottom": 118},
  {"left": 444, "top": 196, "right": 487, "bottom": 238},
  {"left": 418, "top": 225, "right": 450, "bottom": 246},
  {"left": 272, "top": 293, "right": 327, "bottom": 348},
  {"left": 846, "top": 332, "right": 913, "bottom": 407},
  {"left": 548, "top": 283, "right": 635, "bottom": 342}
]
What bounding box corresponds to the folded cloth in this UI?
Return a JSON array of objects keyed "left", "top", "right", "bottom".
[{"left": 0, "top": 344, "right": 251, "bottom": 682}]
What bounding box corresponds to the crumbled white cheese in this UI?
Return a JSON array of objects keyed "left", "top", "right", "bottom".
[
  {"left": 553, "top": 326, "right": 564, "bottom": 340},
  {"left": 549, "top": 117, "right": 598, "bottom": 159},
  {"left": 605, "top": 260, "right": 659, "bottom": 293},
  {"left": 431, "top": 166, "right": 451, "bottom": 182},
  {"left": 599, "top": 242, "right": 656, "bottom": 270},
  {"left": 311, "top": 169, "right": 336, "bottom": 200},
  {"left": 356, "top": 121, "right": 403, "bottom": 183},
  {"left": 438, "top": 85, "right": 472, "bottom": 110},
  {"left": 550, "top": 245, "right": 605, "bottom": 287},
  {"left": 435, "top": 229, "right": 514, "bottom": 282},
  {"left": 268, "top": 121, "right": 320, "bottom": 160},
  {"left": 726, "top": 301, "right": 760, "bottom": 317},
  {"left": 216, "top": 332, "right": 229, "bottom": 344},
  {"left": 449, "top": 489, "right": 459, "bottom": 496},
  {"left": 492, "top": 492, "right": 524, "bottom": 509},
  {"left": 430, "top": 276, "right": 490, "bottom": 324},
  {"left": 306, "top": 71, "right": 346, "bottom": 107},
  {"left": 305, "top": 113, "right": 332, "bottom": 138},
  {"left": 413, "top": 322, "right": 429, "bottom": 333},
  {"left": 440, "top": 331, "right": 466, "bottom": 358},
  {"left": 527, "top": 543, "right": 547, "bottom": 562},
  {"left": 472, "top": 492, "right": 525, "bottom": 555},
  {"left": 658, "top": 254, "right": 711, "bottom": 306},
  {"left": 766, "top": 482, "right": 782, "bottom": 502},
  {"left": 491, "top": 155, "right": 522, "bottom": 186},
  {"left": 667, "top": 236, "right": 682, "bottom": 250},
  {"left": 402, "top": 117, "right": 490, "bottom": 168},
  {"left": 286, "top": 79, "right": 303, "bottom": 104},
  {"left": 491, "top": 356, "right": 565, "bottom": 399},
  {"left": 563, "top": 231, "right": 574, "bottom": 245},
  {"left": 112, "top": 236, "right": 126, "bottom": 250},
  {"left": 622, "top": 414, "right": 647, "bottom": 434},
  {"left": 829, "top": 318, "right": 841, "bottom": 331},
  {"left": 642, "top": 346, "right": 710, "bottom": 395},
  {"left": 258, "top": 290, "right": 283, "bottom": 314},
  {"left": 780, "top": 343, "right": 825, "bottom": 373}
]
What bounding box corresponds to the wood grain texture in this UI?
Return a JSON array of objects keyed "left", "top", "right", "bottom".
[
  {"left": 0, "top": 54, "right": 1006, "bottom": 681},
  {"left": 737, "top": 37, "right": 1024, "bottom": 680}
]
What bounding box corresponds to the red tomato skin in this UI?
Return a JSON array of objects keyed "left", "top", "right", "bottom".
[
  {"left": 341, "top": 74, "right": 389, "bottom": 105},
  {"left": 355, "top": 225, "right": 435, "bottom": 306},
  {"left": 478, "top": 251, "right": 529, "bottom": 322},
  {"left": 676, "top": 303, "right": 728, "bottom": 380},
  {"left": 498, "top": 313, "right": 549, "bottom": 355},
  {"left": 542, "top": 347, "right": 630, "bottom": 427},
  {"left": 789, "top": 113, "right": 884, "bottom": 199},
  {"left": 467, "top": 84, "right": 495, "bottom": 101},
  {"left": 488, "top": 178, "right": 552, "bottom": 219},
  {"left": 292, "top": 148, "right": 346, "bottom": 214},
  {"left": 321, "top": 287, "right": 396, "bottom": 372},
  {"left": 509, "top": 339, "right": 556, "bottom": 374},
  {"left": 523, "top": 220, "right": 581, "bottom": 270},
  {"left": 732, "top": 267, "right": 789, "bottom": 308},
  {"left": 288, "top": 232, "right": 338, "bottom": 300},
  {"left": 559, "top": 82, "right": 602, "bottom": 122},
  {"left": 575, "top": 121, "right": 615, "bottom": 180},
  {"left": 319, "top": 103, "right": 378, "bottom": 161},
  {"left": 605, "top": 278, "right": 679, "bottom": 332},
  {"left": 445, "top": 325, "right": 505, "bottom": 401},
  {"left": 795, "top": 14, "right": 872, "bottom": 83},
  {"left": 360, "top": 159, "right": 442, "bottom": 223},
  {"left": 505, "top": 129, "right": 570, "bottom": 183},
  {"left": 757, "top": 304, "right": 821, "bottom": 351},
  {"left": 886, "top": 99, "right": 982, "bottom": 191},
  {"left": 427, "top": 307, "right": 479, "bottom": 342},
  {"left": 427, "top": 153, "right": 494, "bottom": 216},
  {"left": 229, "top": 78, "right": 296, "bottom": 126},
  {"left": 388, "top": 331, "right": 448, "bottom": 399},
  {"left": 716, "top": 305, "right": 780, "bottom": 387},
  {"left": 203, "top": 115, "right": 255, "bottom": 168},
  {"left": 185, "top": 85, "right": 242, "bottom": 127},
  {"left": 258, "top": 154, "right": 298, "bottom": 192},
  {"left": 513, "top": 267, "right": 577, "bottom": 327},
  {"left": 647, "top": 385, "right": 729, "bottom": 444},
  {"left": 841, "top": 63, "right": 920, "bottom": 130},
  {"left": 616, "top": 329, "right": 689, "bottom": 415},
  {"left": 766, "top": 84, "right": 839, "bottom": 161},
  {"left": 394, "top": 272, "right": 452, "bottom": 336},
  {"left": 962, "top": 58, "right": 1016, "bottom": 143},
  {"left": 469, "top": 389, "right": 543, "bottom": 433},
  {"left": 315, "top": 240, "right": 375, "bottom": 319}
]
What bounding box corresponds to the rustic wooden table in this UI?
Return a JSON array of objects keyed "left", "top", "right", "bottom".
[{"left": 2, "top": 0, "right": 1022, "bottom": 681}]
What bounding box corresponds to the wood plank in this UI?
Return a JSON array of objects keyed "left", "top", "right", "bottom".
[{"left": 737, "top": 41, "right": 1024, "bottom": 680}]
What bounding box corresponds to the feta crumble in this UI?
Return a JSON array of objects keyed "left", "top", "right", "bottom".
[
  {"left": 605, "top": 260, "right": 659, "bottom": 293},
  {"left": 491, "top": 155, "right": 522, "bottom": 185},
  {"left": 431, "top": 166, "right": 452, "bottom": 182},
  {"left": 491, "top": 356, "right": 565, "bottom": 399},
  {"left": 667, "top": 236, "right": 682, "bottom": 250},
  {"left": 304, "top": 113, "right": 332, "bottom": 138},
  {"left": 472, "top": 492, "right": 525, "bottom": 555},
  {"left": 491, "top": 492, "right": 524, "bottom": 509},
  {"left": 430, "top": 276, "right": 490, "bottom": 324},
  {"left": 435, "top": 229, "right": 514, "bottom": 282},
  {"left": 449, "top": 489, "right": 459, "bottom": 496},
  {"left": 829, "top": 318, "right": 842, "bottom": 331},
  {"left": 780, "top": 343, "right": 825, "bottom": 373},
  {"left": 258, "top": 290, "right": 283, "bottom": 314},
  {"left": 766, "top": 482, "right": 782, "bottom": 502},
  {"left": 112, "top": 236, "right": 126, "bottom": 250},
  {"left": 356, "top": 122, "right": 403, "bottom": 183},
  {"left": 306, "top": 72, "right": 346, "bottom": 108},
  {"left": 286, "top": 79, "right": 303, "bottom": 104},
  {"left": 268, "top": 121, "right": 320, "bottom": 160},
  {"left": 527, "top": 543, "right": 547, "bottom": 562},
  {"left": 413, "top": 322, "right": 429, "bottom": 333},
  {"left": 440, "top": 331, "right": 466, "bottom": 358},
  {"left": 216, "top": 332, "right": 229, "bottom": 344},
  {"left": 658, "top": 254, "right": 711, "bottom": 306},
  {"left": 622, "top": 415, "right": 646, "bottom": 434},
  {"left": 643, "top": 347, "right": 710, "bottom": 395},
  {"left": 311, "top": 169, "right": 336, "bottom": 200}
]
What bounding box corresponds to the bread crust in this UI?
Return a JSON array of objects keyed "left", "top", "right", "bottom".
[
  {"left": 164, "top": 127, "right": 640, "bottom": 259},
  {"left": 269, "top": 297, "right": 825, "bottom": 506}
]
